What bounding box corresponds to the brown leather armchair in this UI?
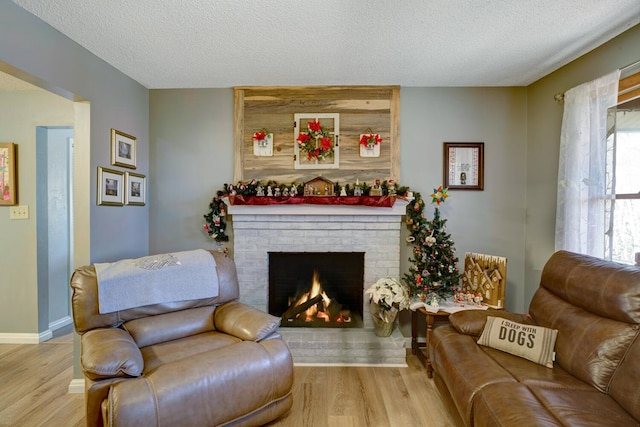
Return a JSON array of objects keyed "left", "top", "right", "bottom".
[{"left": 70, "top": 250, "right": 293, "bottom": 427}]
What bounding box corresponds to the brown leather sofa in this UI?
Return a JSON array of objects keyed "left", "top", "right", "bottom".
[
  {"left": 430, "top": 250, "right": 640, "bottom": 426},
  {"left": 70, "top": 250, "right": 293, "bottom": 427}
]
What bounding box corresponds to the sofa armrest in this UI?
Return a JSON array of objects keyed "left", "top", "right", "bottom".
[
  {"left": 449, "top": 309, "right": 534, "bottom": 338},
  {"left": 81, "top": 328, "right": 144, "bottom": 380},
  {"left": 214, "top": 301, "right": 281, "bottom": 341}
]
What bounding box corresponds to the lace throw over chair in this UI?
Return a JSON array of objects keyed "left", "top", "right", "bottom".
[{"left": 70, "top": 250, "right": 293, "bottom": 427}]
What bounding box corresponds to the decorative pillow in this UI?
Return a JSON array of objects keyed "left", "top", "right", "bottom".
[{"left": 477, "top": 316, "right": 558, "bottom": 368}]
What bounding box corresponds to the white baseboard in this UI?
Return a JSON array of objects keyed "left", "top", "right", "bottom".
[
  {"left": 49, "top": 315, "right": 73, "bottom": 332},
  {"left": 68, "top": 378, "right": 85, "bottom": 394},
  {"left": 0, "top": 330, "right": 52, "bottom": 344}
]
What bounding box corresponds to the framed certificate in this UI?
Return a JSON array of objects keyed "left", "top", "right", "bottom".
[{"left": 443, "top": 142, "right": 484, "bottom": 190}]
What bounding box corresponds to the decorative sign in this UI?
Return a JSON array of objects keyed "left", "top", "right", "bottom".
[
  {"left": 461, "top": 252, "right": 507, "bottom": 309},
  {"left": 253, "top": 133, "right": 273, "bottom": 157}
]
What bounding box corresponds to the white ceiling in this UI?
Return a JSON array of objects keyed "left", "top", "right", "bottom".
[{"left": 9, "top": 0, "right": 640, "bottom": 89}]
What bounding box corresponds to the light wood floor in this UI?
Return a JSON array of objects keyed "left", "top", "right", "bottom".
[{"left": 0, "top": 334, "right": 455, "bottom": 427}]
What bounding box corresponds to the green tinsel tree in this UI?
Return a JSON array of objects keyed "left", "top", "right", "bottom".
[{"left": 403, "top": 186, "right": 461, "bottom": 300}]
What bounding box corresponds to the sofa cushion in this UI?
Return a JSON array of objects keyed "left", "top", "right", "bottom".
[
  {"left": 430, "top": 326, "right": 518, "bottom": 423},
  {"left": 141, "top": 331, "right": 241, "bottom": 374},
  {"left": 477, "top": 316, "right": 558, "bottom": 368},
  {"left": 529, "top": 385, "right": 639, "bottom": 427},
  {"left": 530, "top": 287, "right": 639, "bottom": 392},
  {"left": 472, "top": 382, "right": 563, "bottom": 427},
  {"left": 124, "top": 305, "right": 216, "bottom": 348},
  {"left": 81, "top": 328, "right": 144, "bottom": 380}
]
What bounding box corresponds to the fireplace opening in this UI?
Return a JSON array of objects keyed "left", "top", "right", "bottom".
[{"left": 269, "top": 252, "right": 364, "bottom": 328}]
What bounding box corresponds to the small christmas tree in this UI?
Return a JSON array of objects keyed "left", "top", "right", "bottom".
[{"left": 403, "top": 186, "right": 461, "bottom": 301}]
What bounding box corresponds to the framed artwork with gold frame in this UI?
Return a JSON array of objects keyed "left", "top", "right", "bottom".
[
  {"left": 0, "top": 142, "right": 17, "bottom": 205},
  {"left": 111, "top": 128, "right": 137, "bottom": 169},
  {"left": 97, "top": 167, "right": 124, "bottom": 206},
  {"left": 125, "top": 172, "right": 146, "bottom": 206}
]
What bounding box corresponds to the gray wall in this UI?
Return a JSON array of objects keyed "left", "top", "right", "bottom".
[
  {"left": 523, "top": 24, "right": 640, "bottom": 305},
  {"left": 0, "top": 1, "right": 149, "bottom": 379},
  {"left": 149, "top": 89, "right": 234, "bottom": 254},
  {"left": 149, "top": 87, "right": 530, "bottom": 312},
  {"left": 0, "top": 0, "right": 149, "bottom": 267},
  {"left": 400, "top": 87, "right": 528, "bottom": 311}
]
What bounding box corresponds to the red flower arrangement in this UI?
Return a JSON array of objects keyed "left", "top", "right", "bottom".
[
  {"left": 359, "top": 133, "right": 382, "bottom": 148},
  {"left": 252, "top": 130, "right": 267, "bottom": 141},
  {"left": 296, "top": 119, "right": 334, "bottom": 161}
]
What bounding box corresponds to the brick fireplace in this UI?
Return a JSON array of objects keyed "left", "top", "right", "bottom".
[{"left": 224, "top": 200, "right": 408, "bottom": 365}]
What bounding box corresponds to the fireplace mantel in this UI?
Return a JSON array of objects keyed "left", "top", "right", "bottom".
[{"left": 223, "top": 198, "right": 409, "bottom": 216}]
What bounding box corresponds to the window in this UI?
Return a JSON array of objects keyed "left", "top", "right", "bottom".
[{"left": 605, "top": 71, "right": 640, "bottom": 265}]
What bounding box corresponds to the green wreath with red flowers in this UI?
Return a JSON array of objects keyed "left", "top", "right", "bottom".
[{"left": 296, "top": 119, "right": 334, "bottom": 161}]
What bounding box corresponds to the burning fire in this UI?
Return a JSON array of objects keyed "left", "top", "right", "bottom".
[{"left": 286, "top": 270, "right": 350, "bottom": 323}]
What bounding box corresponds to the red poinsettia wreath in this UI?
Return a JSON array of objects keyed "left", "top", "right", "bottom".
[{"left": 296, "top": 119, "right": 334, "bottom": 161}]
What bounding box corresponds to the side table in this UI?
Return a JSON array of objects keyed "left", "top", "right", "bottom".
[{"left": 411, "top": 307, "right": 451, "bottom": 378}]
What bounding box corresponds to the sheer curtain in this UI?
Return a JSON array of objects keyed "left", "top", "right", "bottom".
[{"left": 555, "top": 70, "right": 620, "bottom": 257}]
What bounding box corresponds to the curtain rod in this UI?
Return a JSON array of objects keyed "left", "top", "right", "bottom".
[{"left": 553, "top": 59, "right": 640, "bottom": 102}]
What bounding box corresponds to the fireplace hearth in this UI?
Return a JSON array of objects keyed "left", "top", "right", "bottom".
[{"left": 269, "top": 252, "right": 364, "bottom": 328}]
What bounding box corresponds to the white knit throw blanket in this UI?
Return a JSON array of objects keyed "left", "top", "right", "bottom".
[{"left": 95, "top": 249, "right": 218, "bottom": 314}]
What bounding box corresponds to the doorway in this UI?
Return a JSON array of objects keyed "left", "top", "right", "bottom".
[{"left": 36, "top": 127, "right": 74, "bottom": 335}]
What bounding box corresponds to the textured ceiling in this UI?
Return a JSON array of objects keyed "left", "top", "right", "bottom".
[{"left": 9, "top": 0, "right": 640, "bottom": 89}]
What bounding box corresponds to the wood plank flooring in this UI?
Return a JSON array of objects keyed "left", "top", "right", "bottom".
[{"left": 0, "top": 334, "right": 455, "bottom": 427}]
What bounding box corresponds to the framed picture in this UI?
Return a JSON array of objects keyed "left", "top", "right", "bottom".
[
  {"left": 111, "top": 128, "right": 137, "bottom": 169},
  {"left": 125, "top": 172, "right": 146, "bottom": 206},
  {"left": 97, "top": 167, "right": 124, "bottom": 206},
  {"left": 443, "top": 142, "right": 484, "bottom": 190},
  {"left": 0, "top": 142, "right": 17, "bottom": 205}
]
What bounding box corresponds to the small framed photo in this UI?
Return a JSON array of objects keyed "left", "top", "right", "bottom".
[
  {"left": 125, "top": 172, "right": 146, "bottom": 206},
  {"left": 0, "top": 142, "right": 17, "bottom": 205},
  {"left": 97, "top": 167, "right": 124, "bottom": 206},
  {"left": 443, "top": 142, "right": 484, "bottom": 190},
  {"left": 111, "top": 128, "right": 137, "bottom": 169}
]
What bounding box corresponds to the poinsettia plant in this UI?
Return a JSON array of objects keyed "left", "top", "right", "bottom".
[
  {"left": 252, "top": 130, "right": 267, "bottom": 141},
  {"left": 359, "top": 133, "right": 382, "bottom": 148},
  {"left": 296, "top": 119, "right": 334, "bottom": 161}
]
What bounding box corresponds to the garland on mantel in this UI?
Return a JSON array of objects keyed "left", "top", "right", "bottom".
[
  {"left": 203, "top": 180, "right": 461, "bottom": 300},
  {"left": 204, "top": 179, "right": 409, "bottom": 242}
]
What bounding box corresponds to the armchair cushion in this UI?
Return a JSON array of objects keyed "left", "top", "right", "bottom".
[
  {"left": 214, "top": 301, "right": 281, "bottom": 341},
  {"left": 81, "top": 328, "right": 143, "bottom": 380},
  {"left": 124, "top": 305, "right": 215, "bottom": 348}
]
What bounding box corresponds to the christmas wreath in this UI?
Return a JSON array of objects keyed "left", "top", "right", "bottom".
[{"left": 296, "top": 119, "right": 334, "bottom": 161}]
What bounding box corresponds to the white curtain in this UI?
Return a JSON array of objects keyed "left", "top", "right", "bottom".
[{"left": 555, "top": 70, "right": 620, "bottom": 257}]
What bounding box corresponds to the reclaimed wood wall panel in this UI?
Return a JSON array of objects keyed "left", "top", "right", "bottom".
[{"left": 234, "top": 86, "right": 400, "bottom": 185}]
